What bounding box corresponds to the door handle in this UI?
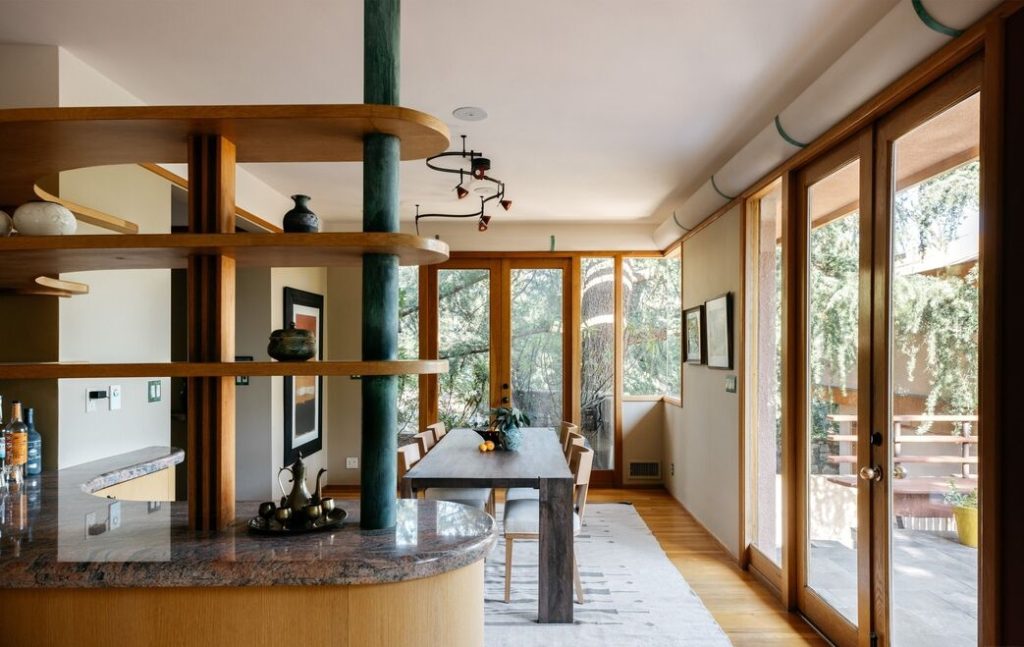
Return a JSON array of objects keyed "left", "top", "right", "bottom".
[
  {"left": 859, "top": 465, "right": 883, "bottom": 483},
  {"left": 502, "top": 383, "right": 509, "bottom": 390}
]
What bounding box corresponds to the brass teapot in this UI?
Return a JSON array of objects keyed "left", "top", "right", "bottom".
[{"left": 277, "top": 453, "right": 328, "bottom": 519}]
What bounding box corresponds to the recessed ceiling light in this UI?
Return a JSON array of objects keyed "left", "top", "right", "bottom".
[{"left": 453, "top": 106, "right": 487, "bottom": 122}]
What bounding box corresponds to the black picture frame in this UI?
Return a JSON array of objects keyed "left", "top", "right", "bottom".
[
  {"left": 683, "top": 305, "right": 706, "bottom": 365},
  {"left": 704, "top": 293, "right": 733, "bottom": 370},
  {"left": 283, "top": 287, "right": 324, "bottom": 464}
]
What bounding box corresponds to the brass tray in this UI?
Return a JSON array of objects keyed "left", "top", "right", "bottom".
[{"left": 247, "top": 508, "right": 347, "bottom": 535}]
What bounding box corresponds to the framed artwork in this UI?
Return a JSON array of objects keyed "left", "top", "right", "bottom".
[
  {"left": 283, "top": 287, "right": 324, "bottom": 464},
  {"left": 704, "top": 293, "right": 733, "bottom": 369},
  {"left": 683, "top": 305, "right": 705, "bottom": 364}
]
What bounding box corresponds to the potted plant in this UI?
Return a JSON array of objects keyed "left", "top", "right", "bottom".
[
  {"left": 488, "top": 406, "right": 531, "bottom": 451},
  {"left": 944, "top": 480, "right": 978, "bottom": 548}
]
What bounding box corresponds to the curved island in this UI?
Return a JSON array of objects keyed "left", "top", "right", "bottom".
[{"left": 0, "top": 447, "right": 496, "bottom": 647}]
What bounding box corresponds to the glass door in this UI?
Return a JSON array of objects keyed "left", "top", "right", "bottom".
[
  {"left": 506, "top": 260, "right": 570, "bottom": 426},
  {"left": 872, "top": 61, "right": 981, "bottom": 647},
  {"left": 797, "top": 132, "right": 869, "bottom": 647}
]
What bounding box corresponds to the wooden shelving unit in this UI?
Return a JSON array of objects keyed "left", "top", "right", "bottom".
[
  {"left": 0, "top": 102, "right": 452, "bottom": 529},
  {"left": 0, "top": 360, "right": 448, "bottom": 380}
]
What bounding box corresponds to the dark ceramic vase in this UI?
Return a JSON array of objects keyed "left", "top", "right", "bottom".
[
  {"left": 500, "top": 426, "right": 523, "bottom": 451},
  {"left": 282, "top": 194, "right": 320, "bottom": 233},
  {"left": 268, "top": 323, "right": 316, "bottom": 361}
]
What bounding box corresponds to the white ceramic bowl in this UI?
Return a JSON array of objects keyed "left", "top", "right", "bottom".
[
  {"left": 0, "top": 210, "right": 12, "bottom": 237},
  {"left": 13, "top": 201, "right": 77, "bottom": 236}
]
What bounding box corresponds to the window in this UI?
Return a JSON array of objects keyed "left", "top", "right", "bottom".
[
  {"left": 397, "top": 265, "right": 419, "bottom": 434},
  {"left": 622, "top": 256, "right": 681, "bottom": 397},
  {"left": 580, "top": 257, "right": 616, "bottom": 469}
]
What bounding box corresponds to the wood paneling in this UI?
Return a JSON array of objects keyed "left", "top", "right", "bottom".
[
  {"left": 0, "top": 104, "right": 450, "bottom": 206},
  {"left": 0, "top": 562, "right": 484, "bottom": 647}
]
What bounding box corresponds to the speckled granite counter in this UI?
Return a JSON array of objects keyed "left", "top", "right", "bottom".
[{"left": 0, "top": 446, "right": 497, "bottom": 589}]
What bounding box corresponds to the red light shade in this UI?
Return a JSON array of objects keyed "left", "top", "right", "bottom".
[
  {"left": 478, "top": 215, "right": 491, "bottom": 232},
  {"left": 500, "top": 199, "right": 512, "bottom": 211},
  {"left": 455, "top": 185, "right": 469, "bottom": 199}
]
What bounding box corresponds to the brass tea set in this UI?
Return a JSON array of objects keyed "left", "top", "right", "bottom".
[{"left": 248, "top": 453, "right": 347, "bottom": 535}]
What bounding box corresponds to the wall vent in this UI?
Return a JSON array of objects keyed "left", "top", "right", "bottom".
[{"left": 628, "top": 461, "right": 661, "bottom": 479}]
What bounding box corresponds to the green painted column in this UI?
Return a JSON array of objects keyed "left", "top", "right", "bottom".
[{"left": 361, "top": 0, "right": 401, "bottom": 530}]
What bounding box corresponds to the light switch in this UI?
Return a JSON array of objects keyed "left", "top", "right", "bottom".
[
  {"left": 346, "top": 457, "right": 359, "bottom": 469},
  {"left": 109, "top": 384, "right": 122, "bottom": 410}
]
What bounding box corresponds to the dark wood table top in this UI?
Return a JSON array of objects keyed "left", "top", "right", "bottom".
[{"left": 403, "top": 427, "right": 573, "bottom": 489}]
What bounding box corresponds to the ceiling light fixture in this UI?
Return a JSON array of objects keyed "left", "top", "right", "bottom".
[
  {"left": 416, "top": 135, "right": 510, "bottom": 234},
  {"left": 452, "top": 106, "right": 488, "bottom": 122}
]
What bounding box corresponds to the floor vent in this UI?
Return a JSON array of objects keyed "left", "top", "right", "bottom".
[{"left": 628, "top": 461, "right": 661, "bottom": 479}]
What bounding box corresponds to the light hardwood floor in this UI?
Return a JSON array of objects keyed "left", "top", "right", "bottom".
[{"left": 325, "top": 485, "right": 828, "bottom": 646}]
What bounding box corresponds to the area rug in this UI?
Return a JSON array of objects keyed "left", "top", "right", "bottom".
[{"left": 484, "top": 502, "right": 732, "bottom": 646}]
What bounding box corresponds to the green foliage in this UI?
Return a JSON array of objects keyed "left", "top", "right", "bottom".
[
  {"left": 809, "top": 161, "right": 979, "bottom": 437},
  {"left": 623, "top": 257, "right": 681, "bottom": 396},
  {"left": 489, "top": 406, "right": 531, "bottom": 432},
  {"left": 396, "top": 266, "right": 420, "bottom": 434},
  {"left": 943, "top": 480, "right": 978, "bottom": 509}
]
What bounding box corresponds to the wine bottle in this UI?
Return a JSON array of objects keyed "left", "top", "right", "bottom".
[
  {"left": 4, "top": 401, "right": 28, "bottom": 488},
  {"left": 25, "top": 408, "right": 41, "bottom": 477}
]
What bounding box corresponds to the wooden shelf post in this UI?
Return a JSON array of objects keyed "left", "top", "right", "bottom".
[
  {"left": 360, "top": 0, "right": 401, "bottom": 530},
  {"left": 186, "top": 134, "right": 237, "bottom": 531}
]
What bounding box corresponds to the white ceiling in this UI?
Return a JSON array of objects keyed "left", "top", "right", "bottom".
[{"left": 0, "top": 0, "right": 899, "bottom": 226}]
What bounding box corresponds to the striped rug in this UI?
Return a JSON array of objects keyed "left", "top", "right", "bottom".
[{"left": 484, "top": 502, "right": 731, "bottom": 646}]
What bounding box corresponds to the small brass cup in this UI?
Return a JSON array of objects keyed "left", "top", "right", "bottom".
[
  {"left": 274, "top": 507, "right": 293, "bottom": 524},
  {"left": 303, "top": 504, "right": 322, "bottom": 521},
  {"left": 319, "top": 498, "right": 336, "bottom": 514}
]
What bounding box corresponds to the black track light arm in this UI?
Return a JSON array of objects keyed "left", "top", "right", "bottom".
[{"left": 417, "top": 134, "right": 510, "bottom": 233}]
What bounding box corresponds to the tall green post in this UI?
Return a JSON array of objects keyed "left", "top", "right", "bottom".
[{"left": 361, "top": 0, "right": 401, "bottom": 530}]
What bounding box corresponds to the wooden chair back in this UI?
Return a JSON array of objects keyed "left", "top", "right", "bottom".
[
  {"left": 559, "top": 421, "right": 577, "bottom": 450},
  {"left": 563, "top": 431, "right": 585, "bottom": 461},
  {"left": 427, "top": 421, "right": 447, "bottom": 441},
  {"left": 568, "top": 446, "right": 595, "bottom": 523},
  {"left": 397, "top": 443, "right": 422, "bottom": 482},
  {"left": 414, "top": 429, "right": 437, "bottom": 455}
]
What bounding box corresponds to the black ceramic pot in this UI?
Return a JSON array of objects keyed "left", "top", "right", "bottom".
[
  {"left": 268, "top": 323, "right": 316, "bottom": 361},
  {"left": 282, "top": 194, "right": 320, "bottom": 233}
]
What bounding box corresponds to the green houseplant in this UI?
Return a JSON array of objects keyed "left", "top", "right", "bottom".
[
  {"left": 489, "top": 406, "right": 531, "bottom": 451},
  {"left": 943, "top": 480, "right": 978, "bottom": 548}
]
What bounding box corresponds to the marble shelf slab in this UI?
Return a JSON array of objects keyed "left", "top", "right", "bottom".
[{"left": 0, "top": 446, "right": 496, "bottom": 589}]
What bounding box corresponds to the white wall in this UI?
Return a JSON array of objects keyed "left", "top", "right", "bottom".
[
  {"left": 663, "top": 205, "right": 742, "bottom": 558},
  {"left": 622, "top": 400, "right": 665, "bottom": 485},
  {"left": 57, "top": 165, "right": 172, "bottom": 468}
]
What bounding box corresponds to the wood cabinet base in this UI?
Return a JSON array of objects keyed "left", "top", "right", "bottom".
[{"left": 0, "top": 561, "right": 483, "bottom": 647}]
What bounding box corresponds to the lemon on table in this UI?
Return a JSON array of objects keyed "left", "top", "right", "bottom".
[
  {"left": 478, "top": 442, "right": 489, "bottom": 452},
  {"left": 484, "top": 440, "right": 495, "bottom": 451}
]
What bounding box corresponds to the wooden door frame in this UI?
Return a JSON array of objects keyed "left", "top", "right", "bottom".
[
  {"left": 869, "top": 56, "right": 983, "bottom": 647},
  {"left": 794, "top": 131, "right": 869, "bottom": 647}
]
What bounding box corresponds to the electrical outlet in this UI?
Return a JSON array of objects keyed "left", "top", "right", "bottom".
[
  {"left": 147, "top": 380, "right": 162, "bottom": 403},
  {"left": 346, "top": 457, "right": 358, "bottom": 469},
  {"left": 725, "top": 375, "right": 738, "bottom": 393},
  {"left": 109, "top": 384, "right": 122, "bottom": 410}
]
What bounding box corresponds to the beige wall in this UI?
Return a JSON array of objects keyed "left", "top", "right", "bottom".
[
  {"left": 58, "top": 165, "right": 172, "bottom": 468},
  {"left": 663, "top": 205, "right": 742, "bottom": 558},
  {"left": 325, "top": 266, "right": 363, "bottom": 485},
  {"left": 622, "top": 400, "right": 665, "bottom": 485},
  {"left": 235, "top": 268, "right": 274, "bottom": 499},
  {"left": 0, "top": 43, "right": 59, "bottom": 107}
]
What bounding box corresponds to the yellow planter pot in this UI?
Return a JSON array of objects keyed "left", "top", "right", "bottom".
[{"left": 953, "top": 506, "right": 978, "bottom": 548}]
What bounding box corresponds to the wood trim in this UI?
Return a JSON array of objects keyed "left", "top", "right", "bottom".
[
  {"left": 570, "top": 255, "right": 583, "bottom": 427},
  {"left": 780, "top": 168, "right": 801, "bottom": 612},
  {"left": 737, "top": 198, "right": 748, "bottom": 566},
  {"left": 748, "top": 544, "right": 783, "bottom": 595},
  {"left": 621, "top": 395, "right": 665, "bottom": 403},
  {"left": 418, "top": 265, "right": 433, "bottom": 431},
  {"left": 614, "top": 255, "right": 625, "bottom": 486},
  {"left": 139, "top": 162, "right": 283, "bottom": 233},
  {"left": 662, "top": 395, "right": 681, "bottom": 407}
]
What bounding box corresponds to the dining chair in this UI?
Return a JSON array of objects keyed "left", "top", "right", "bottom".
[
  {"left": 399, "top": 440, "right": 494, "bottom": 515},
  {"left": 558, "top": 421, "right": 578, "bottom": 451},
  {"left": 413, "top": 429, "right": 437, "bottom": 455},
  {"left": 427, "top": 421, "right": 448, "bottom": 440},
  {"left": 506, "top": 427, "right": 584, "bottom": 502},
  {"left": 503, "top": 445, "right": 594, "bottom": 604}
]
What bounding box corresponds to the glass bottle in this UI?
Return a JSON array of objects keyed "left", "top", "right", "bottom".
[
  {"left": 25, "top": 408, "right": 41, "bottom": 477},
  {"left": 0, "top": 394, "right": 6, "bottom": 485},
  {"left": 4, "top": 401, "right": 28, "bottom": 488}
]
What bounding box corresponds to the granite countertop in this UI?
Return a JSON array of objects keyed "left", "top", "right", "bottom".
[{"left": 0, "top": 447, "right": 496, "bottom": 589}]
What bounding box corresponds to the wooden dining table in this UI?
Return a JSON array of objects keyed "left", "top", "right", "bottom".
[{"left": 400, "top": 427, "right": 575, "bottom": 623}]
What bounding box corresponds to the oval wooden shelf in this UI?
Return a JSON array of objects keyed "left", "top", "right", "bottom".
[
  {"left": 0, "top": 104, "right": 451, "bottom": 205},
  {"left": 0, "top": 359, "right": 448, "bottom": 380},
  {"left": 0, "top": 232, "right": 449, "bottom": 289}
]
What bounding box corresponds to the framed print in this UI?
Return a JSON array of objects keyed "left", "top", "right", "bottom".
[
  {"left": 683, "top": 305, "right": 705, "bottom": 364},
  {"left": 704, "top": 293, "right": 733, "bottom": 369},
  {"left": 283, "top": 287, "right": 324, "bottom": 464}
]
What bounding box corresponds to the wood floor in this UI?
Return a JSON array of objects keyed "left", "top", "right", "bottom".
[
  {"left": 589, "top": 488, "right": 828, "bottom": 646},
  {"left": 326, "top": 485, "right": 828, "bottom": 646}
]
